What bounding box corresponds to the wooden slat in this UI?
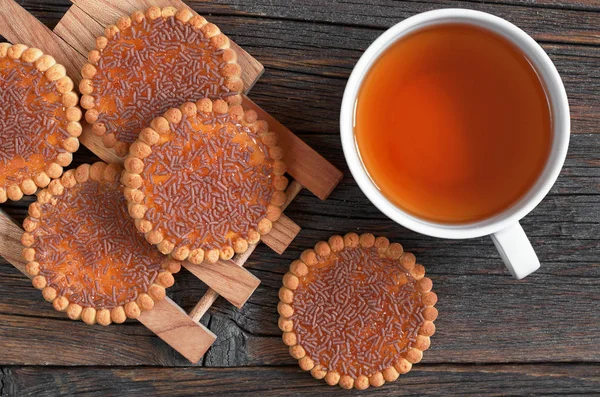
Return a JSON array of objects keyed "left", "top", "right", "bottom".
[
  {"left": 188, "top": 242, "right": 256, "bottom": 322},
  {"left": 70, "top": 0, "right": 264, "bottom": 92},
  {"left": 182, "top": 260, "right": 260, "bottom": 309},
  {"left": 0, "top": 210, "right": 27, "bottom": 275},
  {"left": 137, "top": 297, "right": 216, "bottom": 364},
  {"left": 0, "top": 0, "right": 84, "bottom": 80},
  {"left": 242, "top": 95, "right": 343, "bottom": 200},
  {"left": 52, "top": 4, "right": 103, "bottom": 66},
  {"left": 260, "top": 214, "right": 301, "bottom": 255}
]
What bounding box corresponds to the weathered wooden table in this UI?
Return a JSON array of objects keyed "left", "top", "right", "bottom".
[{"left": 0, "top": 0, "right": 599, "bottom": 395}]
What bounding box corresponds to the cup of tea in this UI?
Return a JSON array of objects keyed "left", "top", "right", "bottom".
[{"left": 340, "top": 9, "right": 570, "bottom": 279}]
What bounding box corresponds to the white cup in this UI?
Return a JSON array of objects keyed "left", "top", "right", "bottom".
[{"left": 340, "top": 9, "right": 570, "bottom": 279}]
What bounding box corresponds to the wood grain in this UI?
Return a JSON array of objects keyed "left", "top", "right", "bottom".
[
  {"left": 2, "top": 364, "right": 599, "bottom": 396},
  {"left": 137, "top": 297, "right": 216, "bottom": 364},
  {"left": 52, "top": 4, "right": 104, "bottom": 72},
  {"left": 181, "top": 260, "right": 260, "bottom": 309},
  {"left": 184, "top": 0, "right": 600, "bottom": 45},
  {"left": 0, "top": 209, "right": 27, "bottom": 275},
  {"left": 260, "top": 214, "right": 302, "bottom": 255},
  {"left": 0, "top": 0, "right": 84, "bottom": 78}
]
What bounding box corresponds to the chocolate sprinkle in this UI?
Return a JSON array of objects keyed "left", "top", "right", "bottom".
[
  {"left": 0, "top": 56, "right": 67, "bottom": 184},
  {"left": 32, "top": 178, "right": 166, "bottom": 309},
  {"left": 141, "top": 111, "right": 275, "bottom": 251},
  {"left": 92, "top": 15, "right": 236, "bottom": 145},
  {"left": 291, "top": 246, "right": 427, "bottom": 378}
]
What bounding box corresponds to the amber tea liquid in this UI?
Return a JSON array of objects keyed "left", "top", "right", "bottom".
[{"left": 354, "top": 24, "right": 552, "bottom": 223}]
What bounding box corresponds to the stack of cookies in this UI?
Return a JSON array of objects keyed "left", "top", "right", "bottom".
[
  {"left": 4, "top": 5, "right": 439, "bottom": 388},
  {"left": 6, "top": 6, "right": 286, "bottom": 325}
]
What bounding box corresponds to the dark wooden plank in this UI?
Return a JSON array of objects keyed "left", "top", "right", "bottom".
[
  {"left": 428, "top": 0, "right": 600, "bottom": 12},
  {"left": 14, "top": 0, "right": 600, "bottom": 19},
  {"left": 185, "top": 0, "right": 600, "bottom": 45},
  {"left": 2, "top": 364, "right": 600, "bottom": 396},
  {"left": 193, "top": 0, "right": 600, "bottom": 14}
]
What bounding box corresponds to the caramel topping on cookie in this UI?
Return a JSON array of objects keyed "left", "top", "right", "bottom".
[
  {"left": 22, "top": 163, "right": 174, "bottom": 325},
  {"left": 81, "top": 7, "right": 243, "bottom": 157},
  {"left": 122, "top": 99, "right": 287, "bottom": 265},
  {"left": 279, "top": 233, "right": 437, "bottom": 389},
  {"left": 0, "top": 43, "right": 81, "bottom": 203}
]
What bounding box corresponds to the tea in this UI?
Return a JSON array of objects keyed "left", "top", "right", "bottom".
[{"left": 354, "top": 24, "right": 551, "bottom": 224}]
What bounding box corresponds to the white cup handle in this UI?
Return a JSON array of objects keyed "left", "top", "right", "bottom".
[{"left": 490, "top": 222, "right": 540, "bottom": 279}]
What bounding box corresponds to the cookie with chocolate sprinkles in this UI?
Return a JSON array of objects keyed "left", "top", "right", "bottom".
[
  {"left": 80, "top": 6, "right": 243, "bottom": 157},
  {"left": 21, "top": 162, "right": 176, "bottom": 326},
  {"left": 278, "top": 233, "right": 438, "bottom": 390},
  {"left": 0, "top": 42, "right": 81, "bottom": 203},
  {"left": 122, "top": 98, "right": 287, "bottom": 265}
]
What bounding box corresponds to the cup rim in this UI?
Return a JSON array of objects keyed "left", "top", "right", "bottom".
[{"left": 340, "top": 8, "right": 570, "bottom": 239}]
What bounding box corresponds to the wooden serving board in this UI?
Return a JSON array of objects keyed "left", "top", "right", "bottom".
[{"left": 0, "top": 0, "right": 343, "bottom": 363}]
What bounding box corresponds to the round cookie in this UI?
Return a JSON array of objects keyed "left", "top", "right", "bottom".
[
  {"left": 21, "top": 162, "right": 176, "bottom": 325},
  {"left": 278, "top": 233, "right": 438, "bottom": 389},
  {"left": 80, "top": 6, "right": 243, "bottom": 157},
  {"left": 122, "top": 98, "right": 287, "bottom": 265},
  {"left": 0, "top": 42, "right": 81, "bottom": 203}
]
